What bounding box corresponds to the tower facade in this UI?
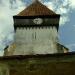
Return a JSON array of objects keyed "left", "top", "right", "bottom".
[
  {"left": 4, "top": 0, "right": 68, "bottom": 56},
  {"left": 13, "top": 1, "right": 61, "bottom": 55}
]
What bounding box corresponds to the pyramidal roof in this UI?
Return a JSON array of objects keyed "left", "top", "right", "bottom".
[{"left": 17, "top": 0, "right": 56, "bottom": 16}]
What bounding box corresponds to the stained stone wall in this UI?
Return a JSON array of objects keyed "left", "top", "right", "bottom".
[
  {"left": 0, "top": 53, "right": 75, "bottom": 75},
  {"left": 0, "top": 64, "right": 9, "bottom": 75}
]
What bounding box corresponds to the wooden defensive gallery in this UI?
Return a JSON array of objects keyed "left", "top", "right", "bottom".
[{"left": 0, "top": 0, "right": 75, "bottom": 75}]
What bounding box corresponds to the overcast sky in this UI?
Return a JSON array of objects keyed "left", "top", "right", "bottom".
[{"left": 0, "top": 0, "right": 75, "bottom": 56}]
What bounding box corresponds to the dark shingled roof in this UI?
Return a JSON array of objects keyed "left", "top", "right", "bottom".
[{"left": 17, "top": 0, "right": 56, "bottom": 16}]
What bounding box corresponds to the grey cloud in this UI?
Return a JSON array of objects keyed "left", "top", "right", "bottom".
[{"left": 0, "top": 0, "right": 26, "bottom": 54}]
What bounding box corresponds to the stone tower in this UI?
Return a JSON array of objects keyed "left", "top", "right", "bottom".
[{"left": 4, "top": 0, "right": 69, "bottom": 56}]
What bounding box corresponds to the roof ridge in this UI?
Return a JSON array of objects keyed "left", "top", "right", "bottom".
[{"left": 16, "top": 1, "right": 56, "bottom": 16}]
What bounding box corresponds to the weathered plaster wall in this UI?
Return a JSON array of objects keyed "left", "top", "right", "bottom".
[{"left": 14, "top": 27, "right": 58, "bottom": 55}]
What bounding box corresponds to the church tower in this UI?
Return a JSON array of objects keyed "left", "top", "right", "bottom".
[{"left": 4, "top": 0, "right": 69, "bottom": 56}]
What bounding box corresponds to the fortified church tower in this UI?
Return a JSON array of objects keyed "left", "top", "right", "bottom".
[{"left": 4, "top": 0, "right": 69, "bottom": 56}]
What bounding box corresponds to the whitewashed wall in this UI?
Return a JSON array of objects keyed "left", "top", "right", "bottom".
[{"left": 13, "top": 27, "right": 58, "bottom": 55}]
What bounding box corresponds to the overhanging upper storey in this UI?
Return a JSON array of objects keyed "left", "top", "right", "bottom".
[{"left": 13, "top": 0, "right": 60, "bottom": 30}]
